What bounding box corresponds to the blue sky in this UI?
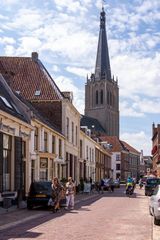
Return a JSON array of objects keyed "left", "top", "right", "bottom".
[{"left": 0, "top": 0, "right": 160, "bottom": 155}]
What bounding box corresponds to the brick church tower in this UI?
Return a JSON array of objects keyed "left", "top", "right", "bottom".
[{"left": 85, "top": 7, "right": 119, "bottom": 137}]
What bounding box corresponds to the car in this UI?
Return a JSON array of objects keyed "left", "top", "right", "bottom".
[
  {"left": 114, "top": 179, "right": 120, "bottom": 188},
  {"left": 149, "top": 185, "right": 160, "bottom": 225},
  {"left": 145, "top": 178, "right": 160, "bottom": 196},
  {"left": 27, "top": 181, "right": 52, "bottom": 209}
]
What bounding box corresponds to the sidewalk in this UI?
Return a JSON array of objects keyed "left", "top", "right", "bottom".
[{"left": 0, "top": 192, "right": 99, "bottom": 231}]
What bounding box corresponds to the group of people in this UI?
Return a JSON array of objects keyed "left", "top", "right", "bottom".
[{"left": 51, "top": 176, "right": 76, "bottom": 212}]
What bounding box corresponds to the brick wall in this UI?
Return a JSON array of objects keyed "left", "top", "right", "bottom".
[{"left": 32, "top": 101, "right": 62, "bottom": 131}]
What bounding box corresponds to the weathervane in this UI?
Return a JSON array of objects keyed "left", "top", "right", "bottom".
[{"left": 102, "top": 0, "right": 105, "bottom": 10}]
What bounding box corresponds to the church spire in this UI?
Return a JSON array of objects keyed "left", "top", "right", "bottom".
[{"left": 95, "top": 7, "right": 111, "bottom": 81}]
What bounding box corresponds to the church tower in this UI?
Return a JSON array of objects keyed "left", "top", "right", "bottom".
[{"left": 85, "top": 7, "right": 119, "bottom": 137}]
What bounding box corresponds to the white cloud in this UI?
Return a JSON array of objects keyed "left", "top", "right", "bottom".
[
  {"left": 1, "top": 0, "right": 20, "bottom": 5},
  {"left": 15, "top": 37, "right": 42, "bottom": 56},
  {"left": 136, "top": 0, "right": 160, "bottom": 14},
  {"left": 120, "top": 101, "right": 144, "bottom": 117},
  {"left": 6, "top": 8, "right": 47, "bottom": 31},
  {"left": 120, "top": 131, "right": 151, "bottom": 155},
  {"left": 0, "top": 37, "right": 15, "bottom": 45},
  {"left": 112, "top": 54, "right": 160, "bottom": 99},
  {"left": 132, "top": 97, "right": 160, "bottom": 114},
  {"left": 4, "top": 45, "right": 15, "bottom": 55},
  {"left": 66, "top": 66, "right": 89, "bottom": 77},
  {"left": 53, "top": 0, "right": 88, "bottom": 13},
  {"left": 54, "top": 75, "right": 84, "bottom": 114},
  {"left": 52, "top": 65, "right": 60, "bottom": 72}
]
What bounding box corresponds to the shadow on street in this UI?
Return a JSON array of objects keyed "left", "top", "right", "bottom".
[{"left": 0, "top": 186, "right": 144, "bottom": 239}]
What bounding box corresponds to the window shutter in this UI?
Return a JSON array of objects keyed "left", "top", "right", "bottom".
[
  {"left": 0, "top": 132, "right": 3, "bottom": 192},
  {"left": 15, "top": 136, "right": 22, "bottom": 191}
]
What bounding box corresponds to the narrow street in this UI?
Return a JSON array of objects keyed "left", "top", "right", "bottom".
[{"left": 0, "top": 186, "right": 155, "bottom": 240}]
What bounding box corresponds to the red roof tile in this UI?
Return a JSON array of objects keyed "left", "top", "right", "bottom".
[
  {"left": 99, "top": 135, "right": 123, "bottom": 152},
  {"left": 0, "top": 56, "right": 64, "bottom": 101},
  {"left": 120, "top": 141, "right": 140, "bottom": 155}
]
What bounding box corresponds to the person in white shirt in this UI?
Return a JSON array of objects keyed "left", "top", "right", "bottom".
[{"left": 65, "top": 177, "right": 76, "bottom": 210}]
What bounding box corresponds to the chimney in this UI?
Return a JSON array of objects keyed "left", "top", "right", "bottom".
[{"left": 31, "top": 52, "right": 38, "bottom": 61}]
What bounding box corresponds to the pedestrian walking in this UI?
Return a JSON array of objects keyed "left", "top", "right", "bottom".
[
  {"left": 51, "top": 177, "right": 63, "bottom": 212},
  {"left": 109, "top": 178, "right": 115, "bottom": 192},
  {"left": 100, "top": 178, "right": 105, "bottom": 194},
  {"left": 65, "top": 177, "right": 76, "bottom": 210}
]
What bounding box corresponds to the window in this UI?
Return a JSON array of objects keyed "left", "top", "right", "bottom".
[
  {"left": 35, "top": 90, "right": 41, "bottom": 96},
  {"left": 116, "top": 164, "right": 121, "bottom": 170},
  {"left": 100, "top": 90, "right": 103, "bottom": 104},
  {"left": 34, "top": 127, "right": 38, "bottom": 151},
  {"left": 0, "top": 96, "right": 13, "bottom": 109},
  {"left": 72, "top": 122, "right": 74, "bottom": 144},
  {"left": 90, "top": 148, "right": 91, "bottom": 161},
  {"left": 31, "top": 160, "right": 35, "bottom": 182},
  {"left": 66, "top": 117, "right": 69, "bottom": 140},
  {"left": 96, "top": 90, "right": 98, "bottom": 104},
  {"left": 40, "top": 158, "right": 48, "bottom": 181},
  {"left": 50, "top": 159, "right": 54, "bottom": 180},
  {"left": 3, "top": 134, "right": 12, "bottom": 191},
  {"left": 80, "top": 140, "right": 83, "bottom": 158},
  {"left": 86, "top": 146, "right": 89, "bottom": 160},
  {"left": 116, "top": 154, "right": 120, "bottom": 161},
  {"left": 92, "top": 149, "right": 94, "bottom": 162},
  {"left": 44, "top": 132, "right": 48, "bottom": 152},
  {"left": 75, "top": 126, "right": 78, "bottom": 146},
  {"left": 59, "top": 139, "right": 62, "bottom": 158},
  {"left": 52, "top": 135, "right": 55, "bottom": 154},
  {"left": 22, "top": 141, "right": 26, "bottom": 158}
]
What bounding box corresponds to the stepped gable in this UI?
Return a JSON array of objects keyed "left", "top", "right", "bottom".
[{"left": 0, "top": 53, "right": 64, "bottom": 101}]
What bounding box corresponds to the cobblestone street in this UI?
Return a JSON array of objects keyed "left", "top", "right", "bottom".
[{"left": 0, "top": 186, "right": 159, "bottom": 240}]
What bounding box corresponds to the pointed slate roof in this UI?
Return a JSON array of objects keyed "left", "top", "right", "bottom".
[
  {"left": 80, "top": 115, "right": 106, "bottom": 134},
  {"left": 95, "top": 7, "right": 111, "bottom": 81},
  {"left": 0, "top": 53, "right": 64, "bottom": 101}
]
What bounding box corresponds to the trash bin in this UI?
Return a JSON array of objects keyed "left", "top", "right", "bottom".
[{"left": 3, "top": 198, "right": 12, "bottom": 209}]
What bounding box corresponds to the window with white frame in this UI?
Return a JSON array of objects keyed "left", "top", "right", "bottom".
[{"left": 116, "top": 154, "right": 121, "bottom": 161}]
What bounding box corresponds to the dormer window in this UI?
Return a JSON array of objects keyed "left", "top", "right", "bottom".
[
  {"left": 0, "top": 96, "right": 13, "bottom": 109},
  {"left": 35, "top": 90, "right": 41, "bottom": 96}
]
